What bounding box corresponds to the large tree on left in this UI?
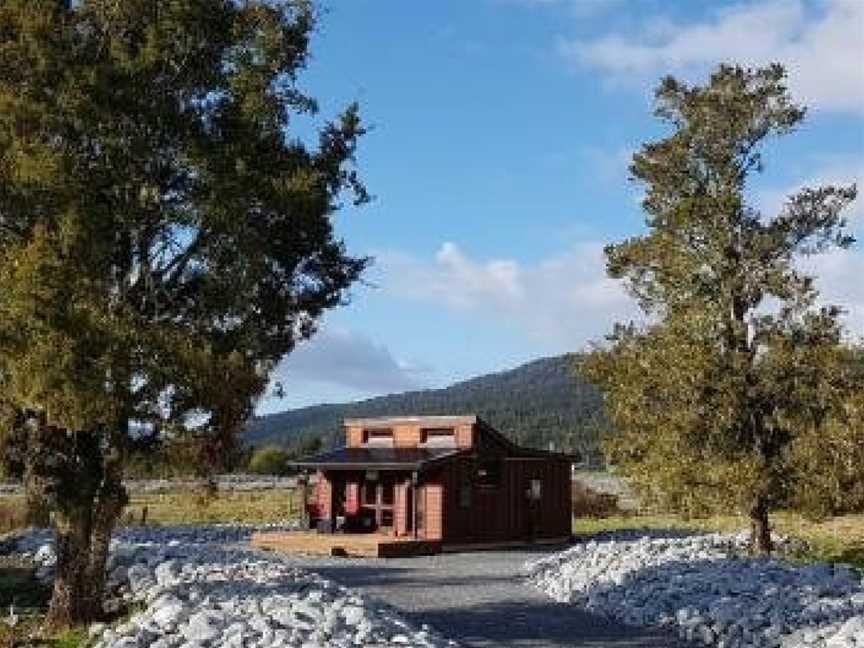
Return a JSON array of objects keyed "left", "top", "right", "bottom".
[{"left": 0, "top": 0, "right": 368, "bottom": 627}]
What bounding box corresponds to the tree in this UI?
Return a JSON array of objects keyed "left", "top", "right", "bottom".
[
  {"left": 248, "top": 445, "right": 292, "bottom": 475},
  {"left": 0, "top": 0, "right": 368, "bottom": 627},
  {"left": 580, "top": 64, "right": 860, "bottom": 554},
  {"left": 295, "top": 434, "right": 322, "bottom": 457}
]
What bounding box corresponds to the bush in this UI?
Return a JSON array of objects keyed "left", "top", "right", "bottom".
[
  {"left": 247, "top": 446, "right": 292, "bottom": 476},
  {"left": 572, "top": 481, "right": 621, "bottom": 518}
]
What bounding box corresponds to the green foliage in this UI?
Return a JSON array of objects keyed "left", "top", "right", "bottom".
[
  {"left": 787, "top": 387, "right": 864, "bottom": 519},
  {"left": 246, "top": 354, "right": 609, "bottom": 463},
  {"left": 247, "top": 445, "right": 292, "bottom": 475},
  {"left": 582, "top": 64, "right": 861, "bottom": 551},
  {"left": 0, "top": 0, "right": 366, "bottom": 625}
]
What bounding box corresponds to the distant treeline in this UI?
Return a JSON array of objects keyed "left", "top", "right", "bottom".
[{"left": 244, "top": 354, "right": 610, "bottom": 466}]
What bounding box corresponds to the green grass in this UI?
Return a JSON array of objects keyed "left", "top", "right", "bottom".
[
  {"left": 1, "top": 486, "right": 302, "bottom": 532},
  {"left": 120, "top": 487, "right": 302, "bottom": 526},
  {"left": 573, "top": 511, "right": 864, "bottom": 569}
]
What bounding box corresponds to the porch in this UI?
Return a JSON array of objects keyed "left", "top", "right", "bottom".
[
  {"left": 250, "top": 530, "right": 441, "bottom": 558},
  {"left": 293, "top": 446, "right": 462, "bottom": 541}
]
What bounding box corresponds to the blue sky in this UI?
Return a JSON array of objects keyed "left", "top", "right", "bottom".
[{"left": 260, "top": 0, "right": 864, "bottom": 413}]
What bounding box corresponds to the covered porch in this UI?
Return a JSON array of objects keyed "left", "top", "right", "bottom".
[{"left": 293, "top": 446, "right": 462, "bottom": 540}]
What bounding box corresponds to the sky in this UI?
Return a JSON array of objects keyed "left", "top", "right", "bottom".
[{"left": 259, "top": 0, "right": 864, "bottom": 414}]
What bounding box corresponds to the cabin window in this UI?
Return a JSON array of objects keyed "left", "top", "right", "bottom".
[
  {"left": 459, "top": 482, "right": 472, "bottom": 508},
  {"left": 421, "top": 428, "right": 456, "bottom": 447},
  {"left": 476, "top": 460, "right": 501, "bottom": 488},
  {"left": 363, "top": 428, "right": 394, "bottom": 446},
  {"left": 529, "top": 478, "right": 542, "bottom": 501},
  {"left": 363, "top": 484, "right": 376, "bottom": 505},
  {"left": 382, "top": 480, "right": 395, "bottom": 506}
]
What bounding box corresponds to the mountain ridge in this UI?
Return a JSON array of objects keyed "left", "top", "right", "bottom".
[{"left": 245, "top": 354, "right": 608, "bottom": 464}]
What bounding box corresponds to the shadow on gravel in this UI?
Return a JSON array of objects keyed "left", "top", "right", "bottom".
[
  {"left": 399, "top": 598, "right": 688, "bottom": 648},
  {"left": 308, "top": 564, "right": 517, "bottom": 590},
  {"left": 291, "top": 548, "right": 695, "bottom": 648}
]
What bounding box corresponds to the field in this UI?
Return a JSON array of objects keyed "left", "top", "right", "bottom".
[
  {"left": 0, "top": 487, "right": 303, "bottom": 534},
  {"left": 0, "top": 482, "right": 862, "bottom": 647},
  {"left": 573, "top": 512, "right": 864, "bottom": 569}
]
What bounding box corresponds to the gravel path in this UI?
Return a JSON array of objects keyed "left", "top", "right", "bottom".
[{"left": 271, "top": 546, "right": 692, "bottom": 648}]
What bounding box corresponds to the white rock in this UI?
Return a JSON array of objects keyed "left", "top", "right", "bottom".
[
  {"left": 9, "top": 523, "right": 457, "bottom": 648},
  {"left": 525, "top": 530, "right": 864, "bottom": 648},
  {"left": 342, "top": 604, "right": 365, "bottom": 626},
  {"left": 151, "top": 597, "right": 186, "bottom": 629},
  {"left": 180, "top": 609, "right": 224, "bottom": 643},
  {"left": 34, "top": 543, "right": 56, "bottom": 566}
]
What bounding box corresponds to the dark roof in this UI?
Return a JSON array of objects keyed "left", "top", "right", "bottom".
[{"left": 291, "top": 446, "right": 465, "bottom": 471}]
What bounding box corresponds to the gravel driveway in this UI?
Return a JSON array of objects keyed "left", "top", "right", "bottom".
[{"left": 273, "top": 545, "right": 692, "bottom": 648}]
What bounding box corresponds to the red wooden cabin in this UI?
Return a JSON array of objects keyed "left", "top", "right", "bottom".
[{"left": 293, "top": 415, "right": 576, "bottom": 547}]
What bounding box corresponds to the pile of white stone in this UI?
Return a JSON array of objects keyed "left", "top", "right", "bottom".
[
  {"left": 524, "top": 530, "right": 864, "bottom": 648},
  {"left": 11, "top": 525, "right": 457, "bottom": 648}
]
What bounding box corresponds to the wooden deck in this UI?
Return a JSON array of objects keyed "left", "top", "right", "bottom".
[{"left": 250, "top": 531, "right": 442, "bottom": 558}]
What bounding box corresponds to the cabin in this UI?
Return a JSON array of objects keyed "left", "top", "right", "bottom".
[{"left": 292, "top": 415, "right": 576, "bottom": 548}]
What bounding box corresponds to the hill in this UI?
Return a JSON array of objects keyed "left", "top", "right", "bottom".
[{"left": 245, "top": 354, "right": 608, "bottom": 465}]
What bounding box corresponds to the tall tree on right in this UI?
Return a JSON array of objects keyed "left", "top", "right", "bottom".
[{"left": 581, "top": 64, "right": 860, "bottom": 554}]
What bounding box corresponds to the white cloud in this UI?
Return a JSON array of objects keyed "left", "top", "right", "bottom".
[
  {"left": 506, "top": 0, "right": 626, "bottom": 17},
  {"left": 559, "top": 0, "right": 864, "bottom": 114},
  {"left": 271, "top": 327, "right": 428, "bottom": 396},
  {"left": 581, "top": 145, "right": 635, "bottom": 186},
  {"left": 377, "top": 218, "right": 863, "bottom": 346},
  {"left": 376, "top": 242, "right": 638, "bottom": 348},
  {"left": 803, "top": 248, "right": 864, "bottom": 339}
]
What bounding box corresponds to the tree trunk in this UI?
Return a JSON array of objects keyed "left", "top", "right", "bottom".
[
  {"left": 38, "top": 424, "right": 128, "bottom": 629},
  {"left": 46, "top": 511, "right": 97, "bottom": 628},
  {"left": 749, "top": 497, "right": 773, "bottom": 555},
  {"left": 84, "top": 473, "right": 127, "bottom": 617}
]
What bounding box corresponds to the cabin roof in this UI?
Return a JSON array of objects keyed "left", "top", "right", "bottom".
[
  {"left": 291, "top": 446, "right": 465, "bottom": 471},
  {"left": 342, "top": 415, "right": 479, "bottom": 427}
]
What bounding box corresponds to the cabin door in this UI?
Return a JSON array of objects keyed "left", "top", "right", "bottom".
[{"left": 361, "top": 473, "right": 396, "bottom": 532}]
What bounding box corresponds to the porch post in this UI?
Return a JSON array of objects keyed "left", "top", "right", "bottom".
[
  {"left": 329, "top": 473, "right": 339, "bottom": 533},
  {"left": 411, "top": 471, "right": 419, "bottom": 539},
  {"left": 298, "top": 471, "right": 309, "bottom": 530}
]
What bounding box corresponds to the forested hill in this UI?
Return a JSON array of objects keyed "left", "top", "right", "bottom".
[{"left": 245, "top": 354, "right": 608, "bottom": 464}]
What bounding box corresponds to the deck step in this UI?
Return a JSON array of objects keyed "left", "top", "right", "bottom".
[{"left": 250, "top": 531, "right": 441, "bottom": 558}]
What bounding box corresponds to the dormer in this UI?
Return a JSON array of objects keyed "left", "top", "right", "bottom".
[{"left": 344, "top": 415, "right": 480, "bottom": 449}]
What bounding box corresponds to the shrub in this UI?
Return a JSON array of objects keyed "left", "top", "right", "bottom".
[
  {"left": 572, "top": 481, "right": 620, "bottom": 518},
  {"left": 247, "top": 446, "right": 292, "bottom": 476}
]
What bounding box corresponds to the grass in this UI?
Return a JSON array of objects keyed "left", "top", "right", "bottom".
[
  {"left": 120, "top": 487, "right": 302, "bottom": 526},
  {"left": 573, "top": 511, "right": 864, "bottom": 569},
  {"left": 0, "top": 556, "right": 87, "bottom": 648},
  {"left": 0, "top": 487, "right": 302, "bottom": 533}
]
